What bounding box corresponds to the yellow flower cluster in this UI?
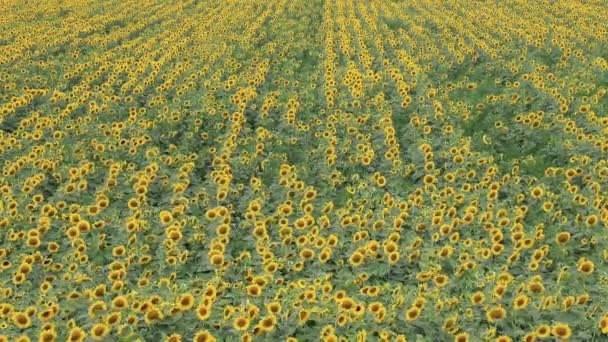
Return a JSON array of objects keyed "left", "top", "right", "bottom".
[{"left": 0, "top": 0, "right": 606, "bottom": 341}]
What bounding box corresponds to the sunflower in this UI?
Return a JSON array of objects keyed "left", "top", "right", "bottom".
[
  {"left": 263, "top": 302, "right": 280, "bottom": 315},
  {"left": 193, "top": 330, "right": 217, "bottom": 342},
  {"left": 159, "top": 210, "right": 173, "bottom": 225},
  {"left": 299, "top": 248, "right": 315, "bottom": 260},
  {"left": 127, "top": 198, "right": 140, "bottom": 210},
  {"left": 176, "top": 293, "right": 195, "bottom": 311},
  {"left": 90, "top": 323, "right": 110, "bottom": 341},
  {"left": 551, "top": 323, "right": 572, "bottom": 340},
  {"left": 67, "top": 327, "right": 86, "bottom": 342},
  {"left": 433, "top": 274, "right": 449, "bottom": 287},
  {"left": 530, "top": 186, "right": 544, "bottom": 199},
  {"left": 405, "top": 306, "right": 421, "bottom": 321},
  {"left": 38, "top": 330, "right": 57, "bottom": 342},
  {"left": 297, "top": 309, "right": 310, "bottom": 325},
  {"left": 485, "top": 306, "right": 506, "bottom": 322},
  {"left": 555, "top": 232, "right": 571, "bottom": 245},
  {"left": 349, "top": 252, "right": 365, "bottom": 267},
  {"left": 105, "top": 312, "right": 122, "bottom": 326},
  {"left": 164, "top": 334, "right": 182, "bottom": 342},
  {"left": 600, "top": 314, "right": 608, "bottom": 334},
  {"left": 144, "top": 308, "right": 163, "bottom": 324},
  {"left": 535, "top": 324, "right": 551, "bottom": 338},
  {"left": 512, "top": 294, "right": 530, "bottom": 310},
  {"left": 578, "top": 259, "right": 595, "bottom": 275},
  {"left": 11, "top": 312, "right": 31, "bottom": 329},
  {"left": 233, "top": 315, "right": 250, "bottom": 331},
  {"left": 246, "top": 284, "right": 262, "bottom": 297},
  {"left": 470, "top": 292, "right": 485, "bottom": 305},
  {"left": 258, "top": 315, "right": 276, "bottom": 333},
  {"left": 454, "top": 332, "right": 469, "bottom": 342},
  {"left": 522, "top": 332, "right": 537, "bottom": 342},
  {"left": 196, "top": 303, "right": 211, "bottom": 321},
  {"left": 112, "top": 296, "right": 129, "bottom": 310}
]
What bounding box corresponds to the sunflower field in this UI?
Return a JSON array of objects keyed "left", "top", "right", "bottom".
[{"left": 0, "top": 0, "right": 607, "bottom": 341}]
